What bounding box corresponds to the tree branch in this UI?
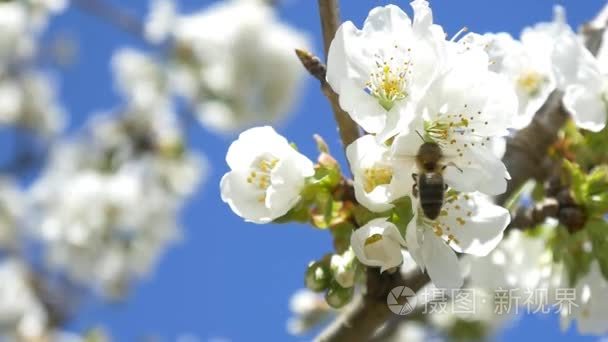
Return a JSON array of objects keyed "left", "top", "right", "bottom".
[
  {"left": 498, "top": 2, "right": 608, "bottom": 204},
  {"left": 316, "top": 268, "right": 429, "bottom": 342},
  {"left": 72, "top": 0, "right": 145, "bottom": 40},
  {"left": 314, "top": 0, "right": 360, "bottom": 150}
]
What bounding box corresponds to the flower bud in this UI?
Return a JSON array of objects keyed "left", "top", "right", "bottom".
[
  {"left": 330, "top": 248, "right": 356, "bottom": 288},
  {"left": 305, "top": 261, "right": 330, "bottom": 292},
  {"left": 325, "top": 283, "right": 354, "bottom": 309}
]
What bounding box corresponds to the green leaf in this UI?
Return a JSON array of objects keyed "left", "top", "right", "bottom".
[
  {"left": 563, "top": 160, "right": 585, "bottom": 205},
  {"left": 331, "top": 222, "right": 354, "bottom": 254},
  {"left": 389, "top": 196, "right": 413, "bottom": 238},
  {"left": 586, "top": 219, "right": 608, "bottom": 280},
  {"left": 549, "top": 225, "right": 594, "bottom": 286}
]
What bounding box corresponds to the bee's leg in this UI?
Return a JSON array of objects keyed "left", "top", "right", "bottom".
[
  {"left": 442, "top": 162, "right": 463, "bottom": 173},
  {"left": 444, "top": 184, "right": 448, "bottom": 191},
  {"left": 411, "top": 173, "right": 418, "bottom": 197},
  {"left": 412, "top": 173, "right": 418, "bottom": 182}
]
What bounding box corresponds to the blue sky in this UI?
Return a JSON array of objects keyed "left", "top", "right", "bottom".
[{"left": 41, "top": 0, "right": 608, "bottom": 340}]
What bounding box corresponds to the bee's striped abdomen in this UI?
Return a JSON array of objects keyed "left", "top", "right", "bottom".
[{"left": 418, "top": 172, "right": 444, "bottom": 220}]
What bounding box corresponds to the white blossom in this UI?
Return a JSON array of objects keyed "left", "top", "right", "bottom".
[
  {"left": 556, "top": 24, "right": 608, "bottom": 132},
  {"left": 220, "top": 126, "right": 314, "bottom": 224},
  {"left": 387, "top": 321, "right": 439, "bottom": 342},
  {"left": 522, "top": 6, "right": 607, "bottom": 132},
  {"left": 462, "top": 7, "right": 593, "bottom": 130},
  {"left": 144, "top": 0, "right": 177, "bottom": 44},
  {"left": 346, "top": 135, "right": 411, "bottom": 212},
  {"left": 159, "top": 0, "right": 308, "bottom": 133},
  {"left": 286, "top": 289, "right": 331, "bottom": 336},
  {"left": 0, "top": 259, "right": 48, "bottom": 339},
  {"left": 351, "top": 218, "right": 407, "bottom": 272},
  {"left": 464, "top": 229, "right": 553, "bottom": 291},
  {"left": 429, "top": 287, "right": 513, "bottom": 337},
  {"left": 391, "top": 47, "right": 516, "bottom": 196},
  {"left": 480, "top": 31, "right": 556, "bottom": 129},
  {"left": 0, "top": 71, "right": 65, "bottom": 136},
  {"left": 330, "top": 248, "right": 356, "bottom": 288},
  {"left": 561, "top": 261, "right": 608, "bottom": 335},
  {"left": 112, "top": 48, "right": 169, "bottom": 111},
  {"left": 29, "top": 98, "right": 203, "bottom": 295},
  {"left": 326, "top": 1, "right": 446, "bottom": 142},
  {"left": 30, "top": 158, "right": 183, "bottom": 295},
  {"left": 406, "top": 192, "right": 510, "bottom": 289}
]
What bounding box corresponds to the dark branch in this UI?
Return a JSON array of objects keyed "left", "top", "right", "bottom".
[
  {"left": 316, "top": 268, "right": 429, "bottom": 342},
  {"left": 72, "top": 0, "right": 145, "bottom": 40},
  {"left": 314, "top": 0, "right": 361, "bottom": 151}
]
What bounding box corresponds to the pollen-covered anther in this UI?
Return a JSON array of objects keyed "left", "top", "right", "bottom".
[
  {"left": 366, "top": 50, "right": 412, "bottom": 110},
  {"left": 517, "top": 71, "right": 546, "bottom": 96},
  {"left": 363, "top": 166, "right": 393, "bottom": 193},
  {"left": 364, "top": 233, "right": 384, "bottom": 246},
  {"left": 247, "top": 157, "right": 279, "bottom": 191}
]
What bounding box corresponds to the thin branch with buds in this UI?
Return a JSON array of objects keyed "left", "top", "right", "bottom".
[
  {"left": 312, "top": 0, "right": 361, "bottom": 151},
  {"left": 72, "top": 0, "right": 145, "bottom": 40}
]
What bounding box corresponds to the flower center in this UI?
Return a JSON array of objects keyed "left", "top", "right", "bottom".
[
  {"left": 246, "top": 156, "right": 279, "bottom": 202},
  {"left": 517, "top": 71, "right": 546, "bottom": 96},
  {"left": 362, "top": 166, "right": 393, "bottom": 193},
  {"left": 417, "top": 192, "right": 475, "bottom": 245},
  {"left": 364, "top": 233, "right": 384, "bottom": 246},
  {"left": 422, "top": 104, "right": 491, "bottom": 156},
  {"left": 364, "top": 234, "right": 391, "bottom": 261},
  {"left": 366, "top": 49, "right": 411, "bottom": 110}
]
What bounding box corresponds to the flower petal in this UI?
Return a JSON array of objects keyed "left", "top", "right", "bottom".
[
  {"left": 225, "top": 126, "right": 289, "bottom": 170},
  {"left": 563, "top": 83, "right": 607, "bottom": 132},
  {"left": 338, "top": 79, "right": 386, "bottom": 134},
  {"left": 220, "top": 171, "right": 271, "bottom": 223},
  {"left": 421, "top": 229, "right": 463, "bottom": 289},
  {"left": 441, "top": 193, "right": 510, "bottom": 256}
]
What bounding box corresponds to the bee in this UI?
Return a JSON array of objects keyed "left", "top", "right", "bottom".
[
  {"left": 411, "top": 132, "right": 459, "bottom": 220},
  {"left": 412, "top": 131, "right": 462, "bottom": 220}
]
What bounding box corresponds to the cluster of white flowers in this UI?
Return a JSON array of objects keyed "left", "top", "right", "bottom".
[
  {"left": 143, "top": 0, "right": 309, "bottom": 133},
  {"left": 0, "top": 259, "right": 49, "bottom": 340},
  {"left": 220, "top": 1, "right": 514, "bottom": 290},
  {"left": 329, "top": 1, "right": 513, "bottom": 289},
  {"left": 28, "top": 47, "right": 204, "bottom": 296},
  {"left": 464, "top": 225, "right": 608, "bottom": 335},
  {"left": 286, "top": 289, "right": 332, "bottom": 336},
  {"left": 471, "top": 6, "right": 608, "bottom": 132},
  {"left": 0, "top": 0, "right": 66, "bottom": 136}
]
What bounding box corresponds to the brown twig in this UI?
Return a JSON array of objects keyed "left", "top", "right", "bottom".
[
  {"left": 295, "top": 48, "right": 360, "bottom": 150},
  {"left": 303, "top": 0, "right": 360, "bottom": 152},
  {"left": 497, "top": 91, "right": 569, "bottom": 205},
  {"left": 72, "top": 0, "right": 145, "bottom": 40},
  {"left": 316, "top": 268, "right": 429, "bottom": 342},
  {"left": 295, "top": 49, "right": 327, "bottom": 84}
]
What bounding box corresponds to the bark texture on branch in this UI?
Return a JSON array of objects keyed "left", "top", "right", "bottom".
[
  {"left": 315, "top": 0, "right": 360, "bottom": 150},
  {"left": 315, "top": 3, "right": 608, "bottom": 342},
  {"left": 316, "top": 268, "right": 429, "bottom": 342},
  {"left": 72, "top": 0, "right": 144, "bottom": 39}
]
